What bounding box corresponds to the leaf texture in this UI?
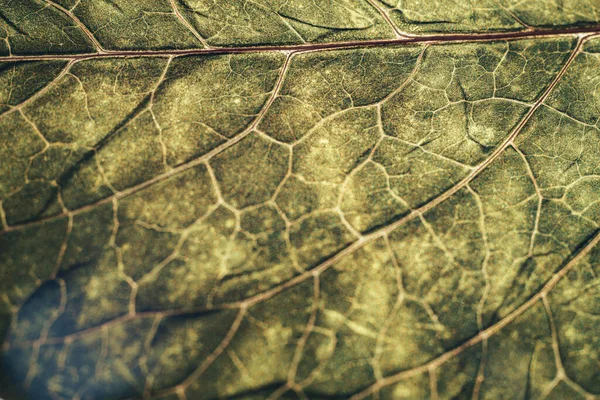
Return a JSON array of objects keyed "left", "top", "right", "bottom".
[{"left": 1, "top": 1, "right": 600, "bottom": 399}]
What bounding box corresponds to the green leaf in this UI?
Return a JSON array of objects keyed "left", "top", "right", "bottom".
[{"left": 1, "top": 1, "right": 600, "bottom": 399}]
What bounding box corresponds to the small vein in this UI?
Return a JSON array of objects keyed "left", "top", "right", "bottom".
[
  {"left": 0, "top": 60, "right": 74, "bottom": 120},
  {"left": 1, "top": 52, "right": 293, "bottom": 234},
  {"left": 154, "top": 307, "right": 247, "bottom": 397},
  {"left": 168, "top": 0, "right": 211, "bottom": 48},
  {"left": 363, "top": 0, "right": 410, "bottom": 38},
  {"left": 349, "top": 227, "right": 600, "bottom": 399},
  {"left": 44, "top": 0, "right": 105, "bottom": 53}
]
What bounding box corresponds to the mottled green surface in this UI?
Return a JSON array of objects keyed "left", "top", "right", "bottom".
[
  {"left": 376, "top": 0, "right": 600, "bottom": 34},
  {"left": 1, "top": 1, "right": 600, "bottom": 399}
]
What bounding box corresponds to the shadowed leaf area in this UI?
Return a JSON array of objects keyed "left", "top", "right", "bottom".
[{"left": 1, "top": 0, "right": 600, "bottom": 399}]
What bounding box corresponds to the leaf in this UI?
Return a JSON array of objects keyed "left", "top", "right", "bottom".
[{"left": 1, "top": 1, "right": 600, "bottom": 399}]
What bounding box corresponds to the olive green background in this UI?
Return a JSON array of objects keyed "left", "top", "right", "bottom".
[{"left": 1, "top": 0, "right": 600, "bottom": 399}]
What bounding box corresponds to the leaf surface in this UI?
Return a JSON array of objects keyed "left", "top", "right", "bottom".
[{"left": 1, "top": 1, "right": 600, "bottom": 399}]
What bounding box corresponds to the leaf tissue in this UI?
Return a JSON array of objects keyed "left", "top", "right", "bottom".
[{"left": 1, "top": 0, "right": 600, "bottom": 399}]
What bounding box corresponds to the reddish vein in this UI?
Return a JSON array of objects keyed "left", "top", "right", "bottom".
[{"left": 0, "top": 25, "right": 599, "bottom": 62}]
